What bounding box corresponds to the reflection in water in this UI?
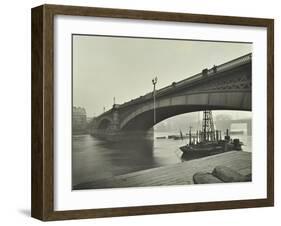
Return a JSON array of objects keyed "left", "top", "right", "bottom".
[
  {"left": 72, "top": 132, "right": 251, "bottom": 187},
  {"left": 72, "top": 134, "right": 156, "bottom": 186}
]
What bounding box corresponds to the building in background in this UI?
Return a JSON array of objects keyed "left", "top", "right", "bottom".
[{"left": 73, "top": 106, "right": 87, "bottom": 134}]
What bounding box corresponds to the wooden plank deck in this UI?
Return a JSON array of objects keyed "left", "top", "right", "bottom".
[{"left": 74, "top": 151, "right": 251, "bottom": 189}]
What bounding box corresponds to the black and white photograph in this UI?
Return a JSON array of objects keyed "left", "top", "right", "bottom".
[
  {"left": 28, "top": 2, "right": 275, "bottom": 222},
  {"left": 72, "top": 35, "right": 252, "bottom": 190}
]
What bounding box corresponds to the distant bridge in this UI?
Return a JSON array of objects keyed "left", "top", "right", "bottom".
[
  {"left": 230, "top": 118, "right": 252, "bottom": 136},
  {"left": 89, "top": 53, "right": 252, "bottom": 138},
  {"left": 214, "top": 118, "right": 252, "bottom": 136}
]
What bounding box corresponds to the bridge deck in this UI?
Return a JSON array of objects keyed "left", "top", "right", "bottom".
[{"left": 74, "top": 151, "right": 251, "bottom": 189}]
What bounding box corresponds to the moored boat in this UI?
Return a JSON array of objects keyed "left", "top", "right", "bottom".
[{"left": 180, "top": 110, "right": 243, "bottom": 160}]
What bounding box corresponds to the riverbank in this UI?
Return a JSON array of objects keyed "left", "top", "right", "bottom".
[{"left": 74, "top": 151, "right": 251, "bottom": 190}]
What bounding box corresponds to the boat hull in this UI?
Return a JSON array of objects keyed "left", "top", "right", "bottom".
[{"left": 180, "top": 142, "right": 241, "bottom": 160}]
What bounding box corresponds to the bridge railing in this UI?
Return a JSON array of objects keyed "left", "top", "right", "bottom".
[
  {"left": 208, "top": 53, "right": 252, "bottom": 76},
  {"left": 112, "top": 53, "right": 252, "bottom": 110},
  {"left": 160, "top": 53, "right": 249, "bottom": 94},
  {"left": 154, "top": 53, "right": 252, "bottom": 97}
]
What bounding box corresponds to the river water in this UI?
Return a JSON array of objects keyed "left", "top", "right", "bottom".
[{"left": 72, "top": 131, "right": 251, "bottom": 187}]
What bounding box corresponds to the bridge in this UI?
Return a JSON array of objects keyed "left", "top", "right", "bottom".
[
  {"left": 215, "top": 118, "right": 252, "bottom": 136},
  {"left": 230, "top": 118, "right": 252, "bottom": 136},
  {"left": 89, "top": 53, "right": 252, "bottom": 139}
]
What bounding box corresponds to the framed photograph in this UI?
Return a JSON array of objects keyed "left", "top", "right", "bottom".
[{"left": 31, "top": 4, "right": 274, "bottom": 221}]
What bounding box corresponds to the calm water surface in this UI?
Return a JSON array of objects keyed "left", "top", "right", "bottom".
[{"left": 72, "top": 132, "right": 251, "bottom": 186}]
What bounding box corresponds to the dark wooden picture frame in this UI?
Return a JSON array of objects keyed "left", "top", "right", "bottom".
[{"left": 31, "top": 4, "right": 274, "bottom": 221}]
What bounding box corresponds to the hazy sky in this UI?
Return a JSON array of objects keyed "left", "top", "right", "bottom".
[{"left": 73, "top": 35, "right": 252, "bottom": 117}]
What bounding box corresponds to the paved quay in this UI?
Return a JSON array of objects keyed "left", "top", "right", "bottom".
[{"left": 74, "top": 151, "right": 251, "bottom": 189}]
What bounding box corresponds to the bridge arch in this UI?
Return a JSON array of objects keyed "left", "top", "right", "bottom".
[
  {"left": 97, "top": 118, "right": 112, "bottom": 130},
  {"left": 120, "top": 91, "right": 251, "bottom": 131}
]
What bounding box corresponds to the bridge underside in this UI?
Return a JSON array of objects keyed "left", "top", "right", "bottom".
[
  {"left": 122, "top": 105, "right": 248, "bottom": 131},
  {"left": 121, "top": 91, "right": 251, "bottom": 131}
]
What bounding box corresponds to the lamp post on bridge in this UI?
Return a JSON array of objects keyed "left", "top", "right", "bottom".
[{"left": 152, "top": 76, "right": 158, "bottom": 125}]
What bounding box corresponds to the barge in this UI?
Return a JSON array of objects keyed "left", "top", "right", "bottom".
[{"left": 180, "top": 110, "right": 243, "bottom": 160}]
